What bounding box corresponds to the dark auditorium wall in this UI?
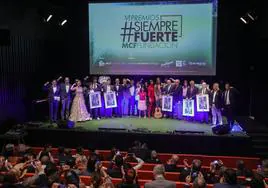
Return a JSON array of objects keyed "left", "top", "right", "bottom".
[{"left": 0, "top": 0, "right": 267, "bottom": 128}]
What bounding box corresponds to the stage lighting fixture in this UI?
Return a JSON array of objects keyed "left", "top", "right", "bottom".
[
  {"left": 46, "top": 15, "right": 53, "bottom": 22},
  {"left": 240, "top": 17, "right": 248, "bottom": 24},
  {"left": 247, "top": 13, "right": 255, "bottom": 21},
  {"left": 60, "top": 19, "right": 67, "bottom": 26}
]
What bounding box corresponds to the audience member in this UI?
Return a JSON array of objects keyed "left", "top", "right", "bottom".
[
  {"left": 258, "top": 159, "right": 268, "bottom": 178},
  {"left": 165, "top": 154, "right": 180, "bottom": 172},
  {"left": 146, "top": 150, "right": 161, "bottom": 164},
  {"left": 108, "top": 155, "right": 124, "bottom": 178},
  {"left": 184, "top": 172, "right": 207, "bottom": 188},
  {"left": 117, "top": 167, "right": 139, "bottom": 188},
  {"left": 236, "top": 160, "right": 246, "bottom": 176},
  {"left": 180, "top": 159, "right": 204, "bottom": 182},
  {"left": 58, "top": 146, "right": 66, "bottom": 165},
  {"left": 214, "top": 168, "right": 242, "bottom": 188},
  {"left": 206, "top": 160, "right": 225, "bottom": 184},
  {"left": 144, "top": 164, "right": 176, "bottom": 188},
  {"left": 37, "top": 144, "right": 54, "bottom": 163}
]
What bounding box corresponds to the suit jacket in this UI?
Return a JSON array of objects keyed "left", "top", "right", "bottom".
[
  {"left": 102, "top": 84, "right": 114, "bottom": 93},
  {"left": 43, "top": 84, "right": 60, "bottom": 102},
  {"left": 186, "top": 86, "right": 198, "bottom": 99},
  {"left": 121, "top": 84, "right": 131, "bottom": 99},
  {"left": 92, "top": 83, "right": 101, "bottom": 92},
  {"left": 222, "top": 88, "right": 239, "bottom": 106},
  {"left": 144, "top": 177, "right": 176, "bottom": 188},
  {"left": 60, "top": 83, "right": 72, "bottom": 100},
  {"left": 164, "top": 84, "right": 173, "bottom": 95},
  {"left": 171, "top": 85, "right": 182, "bottom": 102},
  {"left": 114, "top": 84, "right": 123, "bottom": 97},
  {"left": 210, "top": 90, "right": 222, "bottom": 109}
]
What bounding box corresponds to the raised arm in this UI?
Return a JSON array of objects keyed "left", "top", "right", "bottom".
[{"left": 71, "top": 83, "right": 77, "bottom": 91}]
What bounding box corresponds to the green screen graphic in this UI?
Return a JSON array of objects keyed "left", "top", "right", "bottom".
[{"left": 89, "top": 0, "right": 217, "bottom": 75}]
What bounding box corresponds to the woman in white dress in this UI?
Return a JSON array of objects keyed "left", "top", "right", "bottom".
[{"left": 69, "top": 80, "right": 92, "bottom": 122}]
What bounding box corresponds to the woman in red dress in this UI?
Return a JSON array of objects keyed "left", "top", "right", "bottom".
[{"left": 147, "top": 80, "right": 155, "bottom": 118}]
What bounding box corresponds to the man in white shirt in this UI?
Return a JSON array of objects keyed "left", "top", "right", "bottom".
[
  {"left": 210, "top": 83, "right": 223, "bottom": 126},
  {"left": 223, "top": 83, "right": 239, "bottom": 127},
  {"left": 60, "top": 77, "right": 72, "bottom": 120},
  {"left": 43, "top": 79, "right": 60, "bottom": 123}
]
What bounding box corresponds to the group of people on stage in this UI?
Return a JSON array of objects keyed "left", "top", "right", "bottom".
[{"left": 43, "top": 76, "right": 239, "bottom": 127}]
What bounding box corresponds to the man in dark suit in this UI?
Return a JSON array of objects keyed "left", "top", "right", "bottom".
[
  {"left": 163, "top": 79, "right": 173, "bottom": 118},
  {"left": 222, "top": 83, "right": 239, "bottom": 127},
  {"left": 114, "top": 78, "right": 123, "bottom": 117},
  {"left": 197, "top": 82, "right": 210, "bottom": 123},
  {"left": 43, "top": 79, "right": 60, "bottom": 123},
  {"left": 186, "top": 80, "right": 198, "bottom": 121},
  {"left": 92, "top": 77, "right": 101, "bottom": 120},
  {"left": 60, "top": 77, "right": 72, "bottom": 120},
  {"left": 210, "top": 83, "right": 223, "bottom": 126},
  {"left": 186, "top": 80, "right": 198, "bottom": 100},
  {"left": 121, "top": 78, "right": 131, "bottom": 117},
  {"left": 102, "top": 78, "right": 114, "bottom": 118},
  {"left": 171, "top": 79, "right": 182, "bottom": 119},
  {"left": 144, "top": 164, "right": 176, "bottom": 188}
]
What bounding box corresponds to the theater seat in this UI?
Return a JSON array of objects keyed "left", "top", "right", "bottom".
[
  {"left": 31, "top": 147, "right": 260, "bottom": 169},
  {"left": 80, "top": 176, "right": 92, "bottom": 185}
]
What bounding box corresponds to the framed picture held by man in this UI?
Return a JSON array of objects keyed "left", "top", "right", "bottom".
[
  {"left": 183, "top": 99, "right": 195, "bottom": 117},
  {"left": 104, "top": 91, "right": 117, "bottom": 108},
  {"left": 89, "top": 92, "right": 102, "bottom": 109},
  {"left": 196, "top": 94, "right": 209, "bottom": 112},
  {"left": 162, "top": 95, "right": 173, "bottom": 112}
]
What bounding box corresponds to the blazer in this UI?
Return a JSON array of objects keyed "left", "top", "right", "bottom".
[
  {"left": 43, "top": 84, "right": 60, "bottom": 102},
  {"left": 171, "top": 85, "right": 182, "bottom": 102},
  {"left": 222, "top": 88, "right": 239, "bottom": 106},
  {"left": 60, "top": 83, "right": 72, "bottom": 99},
  {"left": 164, "top": 84, "right": 173, "bottom": 95},
  {"left": 186, "top": 86, "right": 198, "bottom": 99},
  {"left": 114, "top": 84, "right": 123, "bottom": 97},
  {"left": 210, "top": 90, "right": 222, "bottom": 109},
  {"left": 121, "top": 84, "right": 131, "bottom": 99},
  {"left": 144, "top": 177, "right": 176, "bottom": 188}
]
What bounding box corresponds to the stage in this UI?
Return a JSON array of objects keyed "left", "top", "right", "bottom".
[
  {"left": 30, "top": 117, "right": 246, "bottom": 137},
  {"left": 22, "top": 117, "right": 254, "bottom": 156}
]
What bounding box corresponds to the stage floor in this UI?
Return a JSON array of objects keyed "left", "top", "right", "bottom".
[{"left": 36, "top": 117, "right": 247, "bottom": 137}]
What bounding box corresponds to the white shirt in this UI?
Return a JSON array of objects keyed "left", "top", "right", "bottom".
[
  {"left": 107, "top": 85, "right": 111, "bottom": 92},
  {"left": 182, "top": 87, "right": 187, "bottom": 97},
  {"left": 116, "top": 85, "right": 119, "bottom": 91},
  {"left": 130, "top": 86, "right": 135, "bottom": 96},
  {"left": 65, "top": 85, "right": 70, "bottom": 93},
  {"left": 53, "top": 86, "right": 57, "bottom": 93},
  {"left": 212, "top": 91, "right": 217, "bottom": 103},
  {"left": 93, "top": 83, "right": 97, "bottom": 89},
  {"left": 225, "top": 90, "right": 230, "bottom": 105},
  {"left": 167, "top": 85, "right": 171, "bottom": 92}
]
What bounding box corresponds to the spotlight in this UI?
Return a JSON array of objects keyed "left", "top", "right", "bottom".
[
  {"left": 46, "top": 15, "right": 53, "bottom": 22},
  {"left": 247, "top": 13, "right": 255, "bottom": 21},
  {"left": 60, "top": 19, "right": 67, "bottom": 26},
  {"left": 240, "top": 17, "right": 247, "bottom": 24}
]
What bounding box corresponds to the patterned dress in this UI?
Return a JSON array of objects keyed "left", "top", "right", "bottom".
[
  {"left": 69, "top": 87, "right": 91, "bottom": 122},
  {"left": 138, "top": 91, "right": 147, "bottom": 111}
]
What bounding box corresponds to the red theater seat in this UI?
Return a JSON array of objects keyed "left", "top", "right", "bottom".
[
  {"left": 31, "top": 147, "right": 260, "bottom": 169},
  {"left": 80, "top": 176, "right": 92, "bottom": 185}
]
